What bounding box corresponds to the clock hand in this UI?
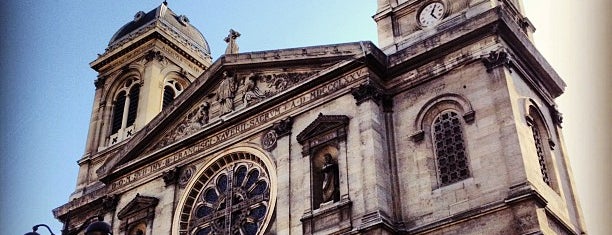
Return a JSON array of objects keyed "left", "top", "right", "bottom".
[{"left": 430, "top": 5, "right": 438, "bottom": 19}]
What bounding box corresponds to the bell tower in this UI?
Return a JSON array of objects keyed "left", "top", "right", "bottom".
[
  {"left": 374, "top": 0, "right": 533, "bottom": 54},
  {"left": 85, "top": 3, "right": 212, "bottom": 153},
  {"left": 71, "top": 3, "right": 212, "bottom": 198}
]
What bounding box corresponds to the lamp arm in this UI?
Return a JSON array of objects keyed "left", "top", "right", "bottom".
[{"left": 33, "top": 224, "right": 56, "bottom": 235}]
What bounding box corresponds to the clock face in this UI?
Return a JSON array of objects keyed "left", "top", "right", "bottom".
[{"left": 418, "top": 2, "right": 446, "bottom": 28}]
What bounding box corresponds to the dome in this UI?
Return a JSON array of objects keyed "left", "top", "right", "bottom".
[{"left": 108, "top": 3, "right": 211, "bottom": 56}]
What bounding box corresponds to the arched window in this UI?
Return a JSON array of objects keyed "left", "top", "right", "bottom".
[
  {"left": 176, "top": 151, "right": 276, "bottom": 235},
  {"left": 432, "top": 110, "right": 470, "bottom": 186},
  {"left": 526, "top": 105, "right": 558, "bottom": 192},
  {"left": 530, "top": 122, "right": 551, "bottom": 185},
  {"left": 109, "top": 77, "right": 140, "bottom": 144},
  {"left": 162, "top": 79, "right": 184, "bottom": 109},
  {"left": 111, "top": 91, "right": 126, "bottom": 134},
  {"left": 163, "top": 86, "right": 176, "bottom": 109},
  {"left": 127, "top": 85, "right": 140, "bottom": 127}
]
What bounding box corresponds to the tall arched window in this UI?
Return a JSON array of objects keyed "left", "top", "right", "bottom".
[
  {"left": 111, "top": 91, "right": 127, "bottom": 134},
  {"left": 109, "top": 78, "right": 140, "bottom": 144},
  {"left": 162, "top": 79, "right": 184, "bottom": 109},
  {"left": 432, "top": 110, "right": 470, "bottom": 186},
  {"left": 527, "top": 105, "right": 559, "bottom": 193}
]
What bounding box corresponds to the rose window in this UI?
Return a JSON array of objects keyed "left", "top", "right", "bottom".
[{"left": 179, "top": 152, "right": 273, "bottom": 235}]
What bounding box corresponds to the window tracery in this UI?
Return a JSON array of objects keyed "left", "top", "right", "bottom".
[
  {"left": 179, "top": 152, "right": 274, "bottom": 235},
  {"left": 109, "top": 77, "right": 140, "bottom": 144},
  {"left": 432, "top": 110, "right": 470, "bottom": 186},
  {"left": 163, "top": 79, "right": 184, "bottom": 109}
]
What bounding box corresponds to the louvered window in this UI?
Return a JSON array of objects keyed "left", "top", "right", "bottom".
[
  {"left": 127, "top": 85, "right": 139, "bottom": 126},
  {"left": 111, "top": 91, "right": 126, "bottom": 134}
]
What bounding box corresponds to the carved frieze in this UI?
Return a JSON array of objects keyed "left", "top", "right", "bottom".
[
  {"left": 156, "top": 70, "right": 317, "bottom": 148},
  {"left": 157, "top": 101, "right": 210, "bottom": 147}
]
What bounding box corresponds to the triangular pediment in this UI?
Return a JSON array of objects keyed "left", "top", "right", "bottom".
[
  {"left": 97, "top": 41, "right": 384, "bottom": 183},
  {"left": 296, "top": 114, "right": 350, "bottom": 143},
  {"left": 117, "top": 194, "right": 159, "bottom": 220}
]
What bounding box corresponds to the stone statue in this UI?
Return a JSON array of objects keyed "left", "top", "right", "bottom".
[
  {"left": 217, "top": 71, "right": 237, "bottom": 115},
  {"left": 242, "top": 73, "right": 265, "bottom": 107},
  {"left": 224, "top": 29, "right": 241, "bottom": 54},
  {"left": 321, "top": 153, "right": 339, "bottom": 203}
]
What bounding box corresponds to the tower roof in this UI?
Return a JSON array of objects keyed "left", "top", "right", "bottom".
[{"left": 108, "top": 3, "right": 211, "bottom": 56}]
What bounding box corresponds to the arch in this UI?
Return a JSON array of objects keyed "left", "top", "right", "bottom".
[
  {"left": 162, "top": 73, "right": 190, "bottom": 109},
  {"left": 522, "top": 98, "right": 554, "bottom": 143},
  {"left": 102, "top": 68, "right": 142, "bottom": 103},
  {"left": 172, "top": 146, "right": 277, "bottom": 235},
  {"left": 411, "top": 93, "right": 475, "bottom": 142},
  {"left": 522, "top": 98, "right": 559, "bottom": 192}
]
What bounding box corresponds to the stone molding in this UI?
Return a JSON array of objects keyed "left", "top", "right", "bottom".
[
  {"left": 296, "top": 114, "right": 349, "bottom": 155},
  {"left": 117, "top": 194, "right": 159, "bottom": 231}
]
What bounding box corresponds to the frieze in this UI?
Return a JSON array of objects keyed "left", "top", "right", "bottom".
[
  {"left": 97, "top": 41, "right": 156, "bottom": 74},
  {"left": 157, "top": 70, "right": 317, "bottom": 148},
  {"left": 108, "top": 68, "right": 367, "bottom": 192}
]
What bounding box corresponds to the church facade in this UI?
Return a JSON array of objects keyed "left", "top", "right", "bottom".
[{"left": 54, "top": 1, "right": 587, "bottom": 234}]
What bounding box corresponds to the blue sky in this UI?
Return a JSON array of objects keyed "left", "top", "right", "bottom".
[{"left": 1, "top": 1, "right": 609, "bottom": 234}]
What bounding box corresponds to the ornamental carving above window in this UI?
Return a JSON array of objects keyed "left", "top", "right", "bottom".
[
  {"left": 177, "top": 152, "right": 274, "bottom": 235},
  {"left": 433, "top": 111, "right": 470, "bottom": 186}
]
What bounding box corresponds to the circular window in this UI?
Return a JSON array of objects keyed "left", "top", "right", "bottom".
[{"left": 176, "top": 151, "right": 275, "bottom": 235}]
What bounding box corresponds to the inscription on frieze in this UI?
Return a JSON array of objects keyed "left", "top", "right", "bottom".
[{"left": 109, "top": 68, "right": 367, "bottom": 192}]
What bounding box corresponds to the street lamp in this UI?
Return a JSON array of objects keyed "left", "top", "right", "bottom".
[
  {"left": 24, "top": 224, "right": 55, "bottom": 235},
  {"left": 24, "top": 216, "right": 112, "bottom": 235}
]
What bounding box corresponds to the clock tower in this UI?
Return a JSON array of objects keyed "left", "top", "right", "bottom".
[
  {"left": 374, "top": 0, "right": 533, "bottom": 54},
  {"left": 371, "top": 0, "right": 587, "bottom": 234}
]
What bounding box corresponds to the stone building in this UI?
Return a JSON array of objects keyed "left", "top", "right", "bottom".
[{"left": 54, "top": 1, "right": 587, "bottom": 234}]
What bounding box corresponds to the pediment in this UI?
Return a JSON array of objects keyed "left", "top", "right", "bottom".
[
  {"left": 117, "top": 194, "right": 159, "bottom": 220},
  {"left": 297, "top": 114, "right": 350, "bottom": 144},
  {"left": 97, "top": 42, "right": 383, "bottom": 183}
]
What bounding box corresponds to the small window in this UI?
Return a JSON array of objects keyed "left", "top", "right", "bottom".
[
  {"left": 162, "top": 86, "right": 176, "bottom": 109},
  {"left": 127, "top": 85, "right": 140, "bottom": 127},
  {"left": 162, "top": 79, "right": 184, "bottom": 109},
  {"left": 111, "top": 91, "right": 126, "bottom": 134},
  {"left": 531, "top": 124, "right": 551, "bottom": 185},
  {"left": 432, "top": 111, "right": 470, "bottom": 186}
]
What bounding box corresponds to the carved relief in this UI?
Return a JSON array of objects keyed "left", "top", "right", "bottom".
[
  {"left": 261, "top": 130, "right": 278, "bottom": 152},
  {"left": 158, "top": 101, "right": 210, "bottom": 147},
  {"left": 157, "top": 70, "right": 316, "bottom": 148},
  {"left": 241, "top": 73, "right": 266, "bottom": 108},
  {"left": 217, "top": 71, "right": 238, "bottom": 115},
  {"left": 178, "top": 165, "right": 196, "bottom": 188}
]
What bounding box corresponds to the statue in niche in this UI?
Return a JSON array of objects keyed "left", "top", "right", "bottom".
[
  {"left": 321, "top": 153, "right": 339, "bottom": 204},
  {"left": 242, "top": 73, "right": 266, "bottom": 107},
  {"left": 217, "top": 71, "right": 237, "bottom": 115},
  {"left": 224, "top": 29, "right": 241, "bottom": 54}
]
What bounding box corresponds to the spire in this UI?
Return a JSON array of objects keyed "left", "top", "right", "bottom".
[{"left": 224, "top": 29, "right": 241, "bottom": 54}]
